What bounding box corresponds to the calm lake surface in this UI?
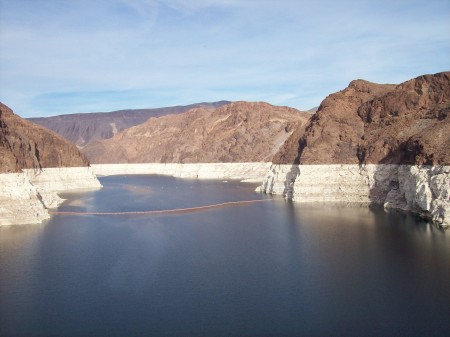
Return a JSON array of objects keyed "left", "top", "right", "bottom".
[{"left": 1, "top": 175, "right": 449, "bottom": 337}]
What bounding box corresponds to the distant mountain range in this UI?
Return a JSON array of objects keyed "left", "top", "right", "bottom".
[
  {"left": 28, "top": 101, "right": 231, "bottom": 147},
  {"left": 8, "top": 71, "right": 449, "bottom": 168},
  {"left": 81, "top": 102, "right": 310, "bottom": 163}
]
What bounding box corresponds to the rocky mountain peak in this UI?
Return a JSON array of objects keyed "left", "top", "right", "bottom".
[
  {"left": 273, "top": 71, "right": 449, "bottom": 166},
  {"left": 348, "top": 79, "right": 385, "bottom": 93}
]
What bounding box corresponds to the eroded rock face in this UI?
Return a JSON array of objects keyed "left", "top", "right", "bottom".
[
  {"left": 259, "top": 164, "right": 450, "bottom": 228},
  {"left": 273, "top": 80, "right": 396, "bottom": 164},
  {"left": 274, "top": 72, "right": 449, "bottom": 165},
  {"left": 0, "top": 173, "right": 50, "bottom": 225},
  {"left": 0, "top": 103, "right": 89, "bottom": 173},
  {"left": 82, "top": 102, "right": 311, "bottom": 164},
  {"left": 357, "top": 73, "right": 450, "bottom": 165}
]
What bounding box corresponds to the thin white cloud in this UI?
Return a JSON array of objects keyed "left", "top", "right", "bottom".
[{"left": 0, "top": 0, "right": 449, "bottom": 117}]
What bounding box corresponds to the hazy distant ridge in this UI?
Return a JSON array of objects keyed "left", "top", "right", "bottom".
[{"left": 28, "top": 101, "right": 231, "bottom": 147}]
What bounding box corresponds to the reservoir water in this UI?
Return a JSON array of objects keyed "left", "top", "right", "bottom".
[{"left": 1, "top": 175, "right": 449, "bottom": 337}]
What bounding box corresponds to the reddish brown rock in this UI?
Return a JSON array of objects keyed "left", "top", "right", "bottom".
[
  {"left": 0, "top": 103, "right": 89, "bottom": 173},
  {"left": 357, "top": 72, "right": 450, "bottom": 165},
  {"left": 274, "top": 72, "right": 449, "bottom": 166},
  {"left": 28, "top": 101, "right": 230, "bottom": 147},
  {"left": 272, "top": 124, "right": 308, "bottom": 165},
  {"left": 275, "top": 80, "right": 396, "bottom": 164},
  {"left": 82, "top": 102, "right": 310, "bottom": 164}
]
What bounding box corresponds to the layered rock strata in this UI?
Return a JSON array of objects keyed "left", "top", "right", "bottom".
[
  {"left": 261, "top": 72, "right": 450, "bottom": 228},
  {"left": 0, "top": 103, "right": 101, "bottom": 225},
  {"left": 92, "top": 163, "right": 272, "bottom": 182}
]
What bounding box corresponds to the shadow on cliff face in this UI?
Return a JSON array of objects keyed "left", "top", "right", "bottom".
[
  {"left": 361, "top": 138, "right": 428, "bottom": 205},
  {"left": 278, "top": 133, "right": 306, "bottom": 199},
  {"left": 282, "top": 165, "right": 300, "bottom": 199},
  {"left": 358, "top": 144, "right": 402, "bottom": 206},
  {"left": 367, "top": 165, "right": 399, "bottom": 205},
  {"left": 294, "top": 129, "right": 307, "bottom": 165}
]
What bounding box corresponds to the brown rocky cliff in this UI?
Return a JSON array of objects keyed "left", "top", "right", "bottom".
[
  {"left": 274, "top": 80, "right": 396, "bottom": 164},
  {"left": 274, "top": 71, "right": 449, "bottom": 165},
  {"left": 82, "top": 101, "right": 310, "bottom": 163},
  {"left": 357, "top": 72, "right": 450, "bottom": 164},
  {"left": 0, "top": 103, "right": 89, "bottom": 173}
]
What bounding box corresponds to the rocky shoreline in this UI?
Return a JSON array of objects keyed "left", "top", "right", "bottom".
[
  {"left": 2, "top": 72, "right": 448, "bottom": 227},
  {"left": 90, "top": 162, "right": 450, "bottom": 229},
  {"left": 258, "top": 164, "right": 450, "bottom": 229},
  {"left": 0, "top": 172, "right": 50, "bottom": 225},
  {"left": 91, "top": 163, "right": 272, "bottom": 182},
  {"left": 0, "top": 167, "right": 101, "bottom": 226},
  {"left": 2, "top": 163, "right": 448, "bottom": 229}
]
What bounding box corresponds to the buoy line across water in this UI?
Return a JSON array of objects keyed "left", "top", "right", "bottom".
[{"left": 49, "top": 199, "right": 274, "bottom": 216}]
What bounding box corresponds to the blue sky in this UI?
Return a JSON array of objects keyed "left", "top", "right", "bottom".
[{"left": 0, "top": 0, "right": 449, "bottom": 117}]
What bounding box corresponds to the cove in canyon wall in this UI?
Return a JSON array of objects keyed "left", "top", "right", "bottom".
[
  {"left": 260, "top": 72, "right": 450, "bottom": 228},
  {"left": 0, "top": 103, "right": 101, "bottom": 225}
]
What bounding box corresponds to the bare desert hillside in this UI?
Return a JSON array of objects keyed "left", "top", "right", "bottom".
[
  {"left": 82, "top": 101, "right": 311, "bottom": 163},
  {"left": 28, "top": 101, "right": 230, "bottom": 147}
]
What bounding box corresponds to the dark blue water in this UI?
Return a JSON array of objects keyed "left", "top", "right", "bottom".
[{"left": 1, "top": 175, "right": 449, "bottom": 337}]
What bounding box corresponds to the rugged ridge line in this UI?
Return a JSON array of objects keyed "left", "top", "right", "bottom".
[
  {"left": 273, "top": 80, "right": 396, "bottom": 164},
  {"left": 274, "top": 72, "right": 449, "bottom": 165},
  {"left": 28, "top": 101, "right": 231, "bottom": 147}
]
